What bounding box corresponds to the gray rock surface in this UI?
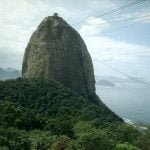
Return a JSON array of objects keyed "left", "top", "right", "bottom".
[{"left": 22, "top": 14, "right": 96, "bottom": 99}]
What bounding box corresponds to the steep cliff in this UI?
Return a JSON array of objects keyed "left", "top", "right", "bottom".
[{"left": 22, "top": 14, "right": 96, "bottom": 100}]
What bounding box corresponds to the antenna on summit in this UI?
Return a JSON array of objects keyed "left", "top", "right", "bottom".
[{"left": 53, "top": 13, "right": 59, "bottom": 17}]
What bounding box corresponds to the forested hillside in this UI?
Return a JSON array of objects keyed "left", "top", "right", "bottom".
[{"left": 0, "top": 78, "right": 149, "bottom": 149}]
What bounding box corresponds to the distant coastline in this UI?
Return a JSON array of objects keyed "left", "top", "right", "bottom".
[{"left": 0, "top": 67, "right": 20, "bottom": 80}]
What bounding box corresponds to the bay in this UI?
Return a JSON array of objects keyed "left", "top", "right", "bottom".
[{"left": 96, "top": 85, "right": 150, "bottom": 123}]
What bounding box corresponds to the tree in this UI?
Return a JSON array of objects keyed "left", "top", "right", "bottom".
[{"left": 115, "top": 143, "right": 140, "bottom": 150}]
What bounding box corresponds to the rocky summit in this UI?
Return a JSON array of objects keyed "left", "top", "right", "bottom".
[{"left": 22, "top": 13, "right": 96, "bottom": 100}]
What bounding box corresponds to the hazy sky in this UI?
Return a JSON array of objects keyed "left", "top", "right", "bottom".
[{"left": 0, "top": 0, "right": 150, "bottom": 80}]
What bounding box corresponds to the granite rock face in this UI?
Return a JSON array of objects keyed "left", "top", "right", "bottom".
[{"left": 22, "top": 14, "right": 96, "bottom": 100}]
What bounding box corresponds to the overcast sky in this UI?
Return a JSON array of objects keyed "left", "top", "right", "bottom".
[{"left": 0, "top": 0, "right": 150, "bottom": 80}]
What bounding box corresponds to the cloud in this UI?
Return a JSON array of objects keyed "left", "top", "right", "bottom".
[
  {"left": 0, "top": 47, "right": 23, "bottom": 69},
  {"left": 87, "top": 0, "right": 117, "bottom": 11},
  {"left": 0, "top": 0, "right": 150, "bottom": 79},
  {"left": 0, "top": 0, "right": 74, "bottom": 69},
  {"left": 113, "top": 9, "right": 150, "bottom": 24},
  {"left": 79, "top": 19, "right": 150, "bottom": 79},
  {"left": 0, "top": 0, "right": 40, "bottom": 24},
  {"left": 82, "top": 35, "right": 150, "bottom": 62},
  {"left": 0, "top": 0, "right": 76, "bottom": 28},
  {"left": 137, "top": 10, "right": 150, "bottom": 23},
  {"left": 79, "top": 17, "right": 109, "bottom": 36},
  {"left": 0, "top": 24, "right": 35, "bottom": 69},
  {"left": 78, "top": 13, "right": 150, "bottom": 64}
]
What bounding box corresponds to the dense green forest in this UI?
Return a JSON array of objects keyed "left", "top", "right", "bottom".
[{"left": 0, "top": 78, "right": 149, "bottom": 150}]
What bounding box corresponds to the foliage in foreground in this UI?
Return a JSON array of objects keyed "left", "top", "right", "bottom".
[{"left": 0, "top": 78, "right": 149, "bottom": 150}]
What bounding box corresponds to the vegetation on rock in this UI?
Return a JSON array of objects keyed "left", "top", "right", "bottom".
[{"left": 0, "top": 78, "right": 149, "bottom": 150}]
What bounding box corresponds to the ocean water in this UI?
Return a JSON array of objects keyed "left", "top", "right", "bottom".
[{"left": 96, "top": 86, "right": 150, "bottom": 124}]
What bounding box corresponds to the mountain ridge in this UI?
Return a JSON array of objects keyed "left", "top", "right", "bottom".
[{"left": 0, "top": 67, "right": 20, "bottom": 80}]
